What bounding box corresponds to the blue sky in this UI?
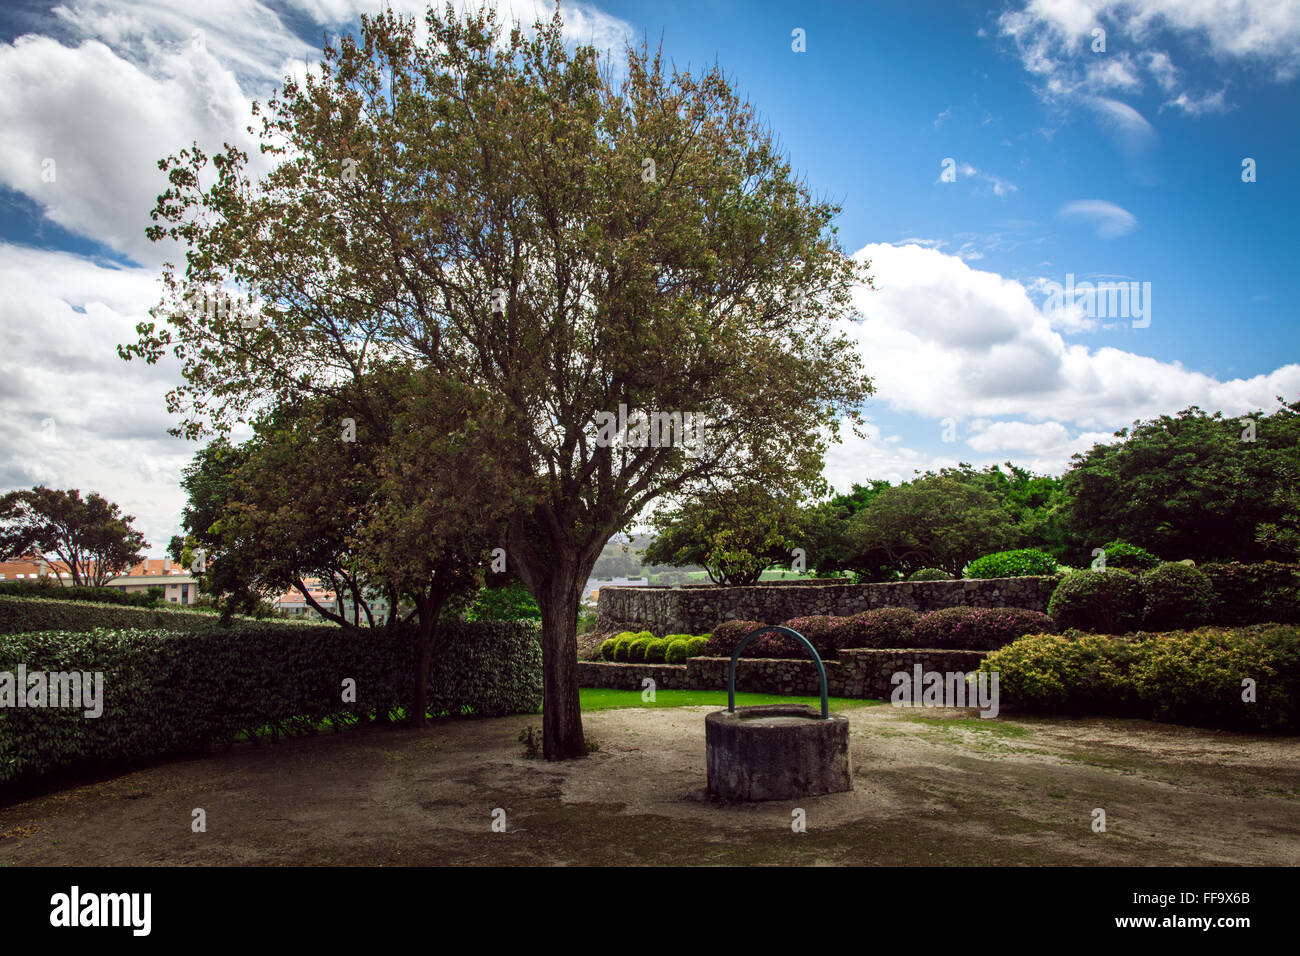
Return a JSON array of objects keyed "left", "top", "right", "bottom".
[{"left": 0, "top": 0, "right": 1296, "bottom": 550}]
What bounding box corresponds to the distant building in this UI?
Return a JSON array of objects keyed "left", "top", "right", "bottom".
[{"left": 0, "top": 555, "right": 199, "bottom": 604}]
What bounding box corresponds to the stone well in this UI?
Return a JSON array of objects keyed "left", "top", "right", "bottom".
[
  {"left": 706, "top": 703, "right": 852, "bottom": 801},
  {"left": 704, "top": 624, "right": 853, "bottom": 802}
]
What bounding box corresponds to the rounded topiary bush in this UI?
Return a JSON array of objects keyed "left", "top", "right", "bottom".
[
  {"left": 835, "top": 607, "right": 919, "bottom": 649},
  {"left": 685, "top": 636, "right": 708, "bottom": 658},
  {"left": 1047, "top": 569, "right": 1144, "bottom": 633},
  {"left": 780, "top": 616, "right": 842, "bottom": 659},
  {"left": 907, "top": 568, "right": 951, "bottom": 581},
  {"left": 644, "top": 639, "right": 668, "bottom": 663},
  {"left": 1100, "top": 540, "right": 1160, "bottom": 571},
  {"left": 965, "top": 548, "right": 1057, "bottom": 579},
  {"left": 1141, "top": 562, "right": 1214, "bottom": 631},
  {"left": 613, "top": 634, "right": 635, "bottom": 662},
  {"left": 599, "top": 637, "right": 618, "bottom": 661},
  {"left": 627, "top": 638, "right": 651, "bottom": 662},
  {"left": 912, "top": 606, "right": 1058, "bottom": 650},
  {"left": 703, "top": 620, "right": 764, "bottom": 657},
  {"left": 665, "top": 639, "right": 690, "bottom": 664}
]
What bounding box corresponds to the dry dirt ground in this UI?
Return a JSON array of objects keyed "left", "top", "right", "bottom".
[{"left": 2, "top": 702, "right": 1298, "bottom": 866}]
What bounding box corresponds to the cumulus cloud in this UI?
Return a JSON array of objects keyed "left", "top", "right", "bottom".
[
  {"left": 1, "top": 1, "right": 636, "bottom": 266},
  {"left": 1057, "top": 198, "right": 1139, "bottom": 237},
  {"left": 0, "top": 243, "right": 194, "bottom": 550},
  {"left": 0, "top": 35, "right": 265, "bottom": 265},
  {"left": 845, "top": 242, "right": 1300, "bottom": 434}
]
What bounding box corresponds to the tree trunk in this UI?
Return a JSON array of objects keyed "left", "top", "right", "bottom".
[
  {"left": 410, "top": 610, "right": 436, "bottom": 728},
  {"left": 538, "top": 576, "right": 586, "bottom": 760}
]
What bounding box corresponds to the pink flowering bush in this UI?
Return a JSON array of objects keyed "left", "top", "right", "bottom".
[{"left": 911, "top": 606, "right": 1058, "bottom": 650}]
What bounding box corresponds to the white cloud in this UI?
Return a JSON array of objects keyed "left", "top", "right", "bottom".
[
  {"left": 996, "top": 0, "right": 1298, "bottom": 145},
  {"left": 1058, "top": 198, "right": 1139, "bottom": 237},
  {"left": 937, "top": 161, "right": 1018, "bottom": 197},
  {"left": 822, "top": 419, "right": 959, "bottom": 491},
  {"left": 0, "top": 34, "right": 264, "bottom": 264},
  {"left": 845, "top": 242, "right": 1300, "bottom": 434},
  {"left": 1, "top": 1, "right": 636, "bottom": 266},
  {"left": 0, "top": 243, "right": 194, "bottom": 551},
  {"left": 1163, "top": 87, "right": 1230, "bottom": 114},
  {"left": 1085, "top": 95, "right": 1159, "bottom": 155}
]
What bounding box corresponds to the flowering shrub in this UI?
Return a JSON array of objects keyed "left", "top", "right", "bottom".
[
  {"left": 982, "top": 626, "right": 1300, "bottom": 732},
  {"left": 911, "top": 606, "right": 1058, "bottom": 650},
  {"left": 703, "top": 620, "right": 764, "bottom": 657},
  {"left": 779, "top": 616, "right": 842, "bottom": 659},
  {"left": 835, "top": 608, "right": 919, "bottom": 649}
]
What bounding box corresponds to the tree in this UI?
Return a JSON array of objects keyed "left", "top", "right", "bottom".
[
  {"left": 795, "top": 480, "right": 894, "bottom": 578},
  {"left": 167, "top": 438, "right": 258, "bottom": 616},
  {"left": 940, "top": 463, "right": 1068, "bottom": 559},
  {"left": 355, "top": 366, "right": 516, "bottom": 725},
  {"left": 122, "top": 5, "right": 871, "bottom": 758},
  {"left": 0, "top": 487, "right": 148, "bottom": 585},
  {"left": 641, "top": 483, "right": 810, "bottom": 585},
  {"left": 844, "top": 474, "right": 1017, "bottom": 577},
  {"left": 1059, "top": 400, "right": 1300, "bottom": 564}
]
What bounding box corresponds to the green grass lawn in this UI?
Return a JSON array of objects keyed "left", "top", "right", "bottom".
[{"left": 577, "top": 688, "right": 882, "bottom": 712}]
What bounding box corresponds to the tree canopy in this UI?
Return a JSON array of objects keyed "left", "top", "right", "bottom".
[
  {"left": 0, "top": 487, "right": 148, "bottom": 586},
  {"left": 121, "top": 4, "right": 872, "bottom": 757}
]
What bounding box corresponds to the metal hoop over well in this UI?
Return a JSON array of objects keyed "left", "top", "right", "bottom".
[{"left": 727, "top": 625, "right": 829, "bottom": 719}]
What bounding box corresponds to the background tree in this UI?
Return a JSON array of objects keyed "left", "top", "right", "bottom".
[
  {"left": 795, "top": 480, "right": 894, "bottom": 579},
  {"left": 641, "top": 482, "right": 810, "bottom": 585},
  {"left": 1059, "top": 400, "right": 1300, "bottom": 564},
  {"left": 0, "top": 487, "right": 148, "bottom": 585},
  {"left": 356, "top": 367, "right": 516, "bottom": 725},
  {"left": 844, "top": 474, "right": 1017, "bottom": 577},
  {"left": 167, "top": 438, "right": 258, "bottom": 616},
  {"left": 122, "top": 6, "right": 871, "bottom": 758}
]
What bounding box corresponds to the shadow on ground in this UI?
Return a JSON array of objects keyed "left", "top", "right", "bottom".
[{"left": 2, "top": 702, "right": 1298, "bottom": 865}]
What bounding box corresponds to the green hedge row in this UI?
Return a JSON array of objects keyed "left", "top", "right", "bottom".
[
  {"left": 981, "top": 626, "right": 1300, "bottom": 732},
  {"left": 598, "top": 631, "right": 709, "bottom": 663},
  {"left": 0, "top": 619, "right": 541, "bottom": 787},
  {"left": 1047, "top": 562, "right": 1300, "bottom": 633},
  {"left": 0, "top": 581, "right": 164, "bottom": 607},
  {"left": 0, "top": 594, "right": 249, "bottom": 634}
]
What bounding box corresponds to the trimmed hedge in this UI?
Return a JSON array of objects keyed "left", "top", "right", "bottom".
[
  {"left": 627, "top": 637, "right": 651, "bottom": 663},
  {"left": 665, "top": 639, "right": 690, "bottom": 664},
  {"left": 599, "top": 637, "right": 619, "bottom": 661},
  {"left": 685, "top": 636, "right": 708, "bottom": 658},
  {"left": 1141, "top": 562, "right": 1213, "bottom": 631},
  {"left": 645, "top": 639, "right": 668, "bottom": 663},
  {"left": 779, "top": 616, "right": 841, "bottom": 659},
  {"left": 1047, "top": 569, "right": 1145, "bottom": 633},
  {"left": 703, "top": 620, "right": 764, "bottom": 657},
  {"left": 0, "top": 594, "right": 257, "bottom": 635},
  {"left": 982, "top": 626, "right": 1300, "bottom": 732},
  {"left": 1099, "top": 540, "right": 1160, "bottom": 571},
  {"left": 0, "top": 581, "right": 164, "bottom": 607},
  {"left": 965, "top": 549, "right": 1057, "bottom": 579},
  {"left": 906, "top": 568, "right": 951, "bottom": 581},
  {"left": 836, "top": 608, "right": 919, "bottom": 649},
  {"left": 910, "top": 606, "right": 1058, "bottom": 650},
  {"left": 0, "top": 619, "right": 542, "bottom": 787},
  {"left": 1200, "top": 562, "right": 1300, "bottom": 626}
]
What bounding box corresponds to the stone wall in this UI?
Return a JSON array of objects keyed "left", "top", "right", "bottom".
[
  {"left": 575, "top": 661, "right": 691, "bottom": 690},
  {"left": 838, "top": 648, "right": 987, "bottom": 700},
  {"left": 578, "top": 649, "right": 990, "bottom": 700},
  {"left": 595, "top": 576, "right": 1058, "bottom": 636}
]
